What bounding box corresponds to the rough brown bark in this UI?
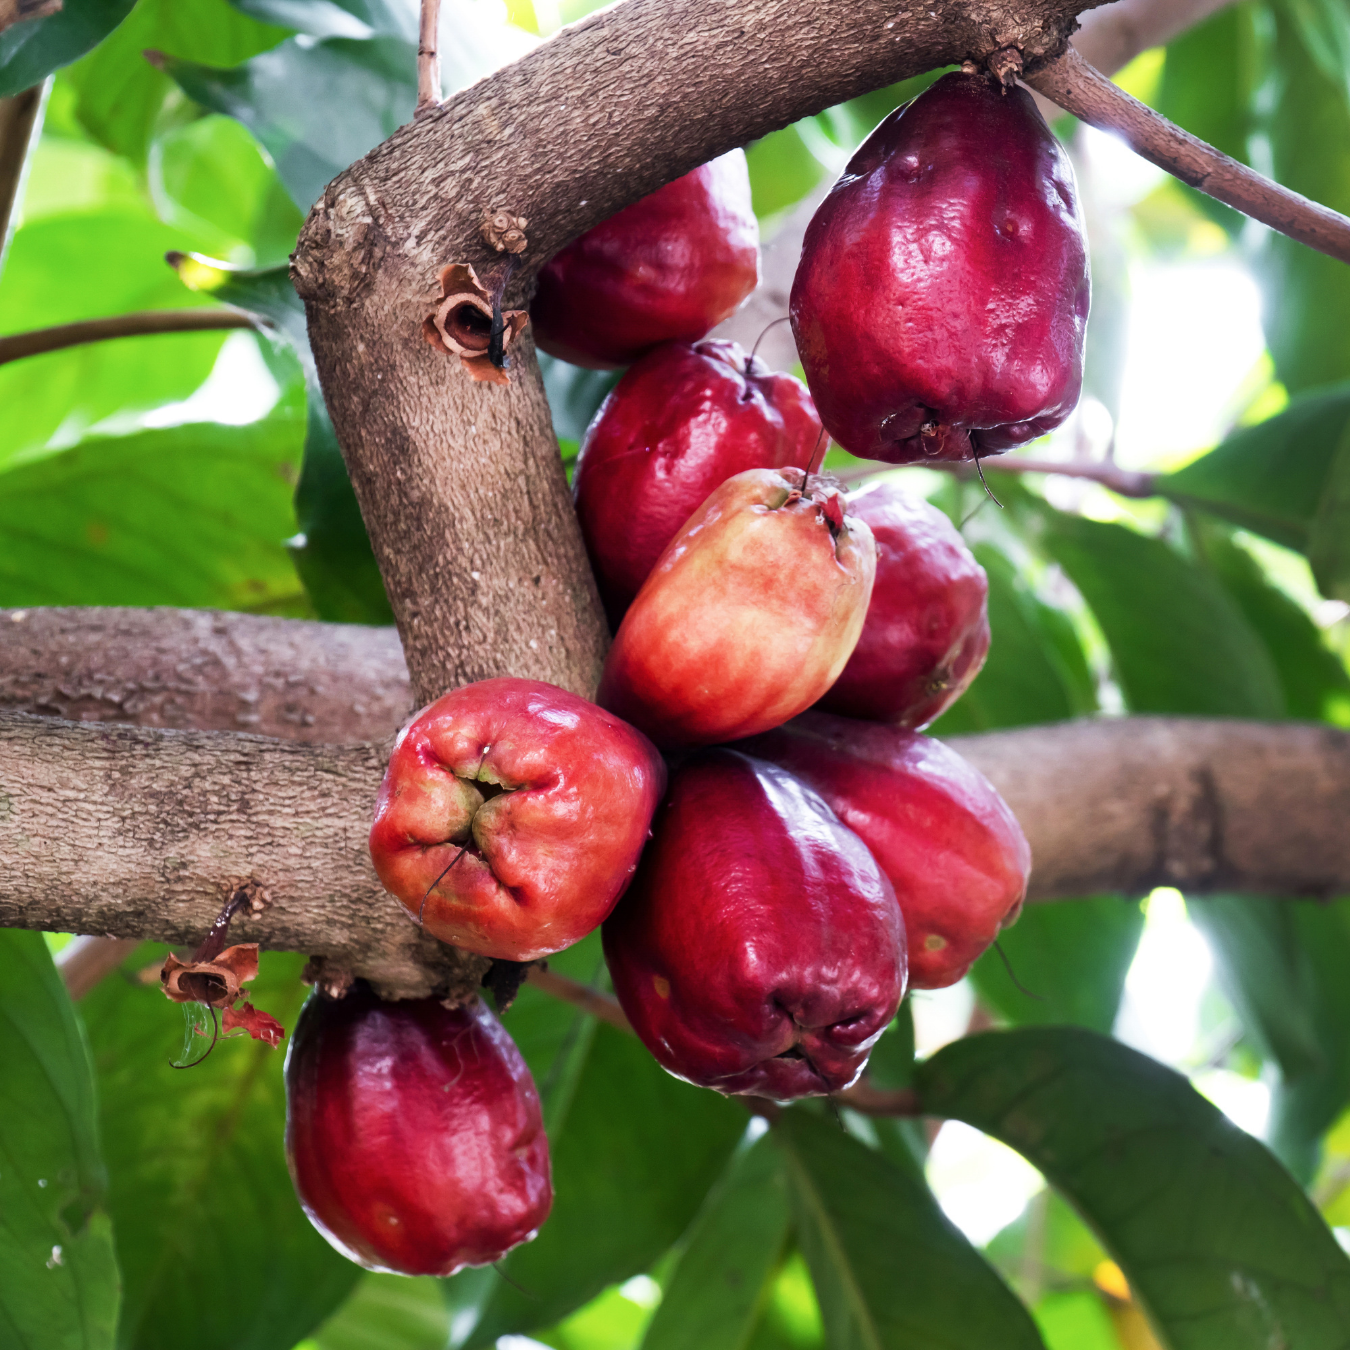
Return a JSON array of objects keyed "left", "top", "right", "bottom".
[
  {"left": 0, "top": 607, "right": 412, "bottom": 742},
  {"left": 4, "top": 709, "right": 1346, "bottom": 998},
  {"left": 292, "top": 0, "right": 1104, "bottom": 707}
]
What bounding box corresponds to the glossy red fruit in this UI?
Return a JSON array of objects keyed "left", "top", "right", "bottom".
[
  {"left": 574, "top": 339, "right": 822, "bottom": 625},
  {"left": 790, "top": 71, "right": 1089, "bottom": 464},
  {"left": 596, "top": 468, "right": 875, "bottom": 749},
  {"left": 285, "top": 987, "right": 551, "bottom": 1276},
  {"left": 370, "top": 678, "right": 665, "bottom": 961},
  {"left": 817, "top": 480, "right": 989, "bottom": 727},
  {"left": 531, "top": 151, "right": 760, "bottom": 369},
  {"left": 603, "top": 749, "right": 906, "bottom": 1099},
  {"left": 743, "top": 712, "right": 1029, "bottom": 988}
]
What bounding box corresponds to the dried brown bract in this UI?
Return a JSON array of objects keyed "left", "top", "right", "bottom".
[{"left": 423, "top": 263, "right": 528, "bottom": 386}]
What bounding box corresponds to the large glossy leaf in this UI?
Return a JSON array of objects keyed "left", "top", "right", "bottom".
[
  {"left": 774, "top": 1110, "right": 1046, "bottom": 1350},
  {"left": 1257, "top": 7, "right": 1350, "bottom": 394},
  {"left": 226, "top": 0, "right": 417, "bottom": 40},
  {"left": 0, "top": 211, "right": 227, "bottom": 465},
  {"left": 0, "top": 0, "right": 134, "bottom": 98},
  {"left": 310, "top": 1272, "right": 449, "bottom": 1350},
  {"left": 1158, "top": 382, "right": 1350, "bottom": 554},
  {"left": 61, "top": 0, "right": 288, "bottom": 166},
  {"left": 970, "top": 898, "right": 1144, "bottom": 1035},
  {"left": 641, "top": 1134, "right": 791, "bottom": 1350},
  {"left": 444, "top": 1024, "right": 746, "bottom": 1348},
  {"left": 1192, "top": 896, "right": 1350, "bottom": 1182},
  {"left": 83, "top": 946, "right": 358, "bottom": 1350},
  {"left": 0, "top": 929, "right": 120, "bottom": 1349},
  {"left": 1309, "top": 421, "right": 1350, "bottom": 602},
  {"left": 170, "top": 253, "right": 391, "bottom": 621},
  {"left": 1032, "top": 508, "right": 1285, "bottom": 718},
  {"left": 919, "top": 1027, "right": 1350, "bottom": 1348},
  {"left": 0, "top": 415, "right": 306, "bottom": 610},
  {"left": 162, "top": 35, "right": 415, "bottom": 210},
  {"left": 1190, "top": 521, "right": 1350, "bottom": 720}
]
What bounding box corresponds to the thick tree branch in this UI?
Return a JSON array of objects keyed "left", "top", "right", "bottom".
[
  {"left": 292, "top": 0, "right": 1104, "bottom": 707},
  {"left": 3, "top": 706, "right": 1346, "bottom": 998},
  {"left": 0, "top": 607, "right": 411, "bottom": 741},
  {"left": 1025, "top": 47, "right": 1350, "bottom": 265},
  {"left": 0, "top": 310, "right": 257, "bottom": 366}
]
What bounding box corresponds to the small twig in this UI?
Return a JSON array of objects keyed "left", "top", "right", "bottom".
[
  {"left": 0, "top": 82, "right": 48, "bottom": 277},
  {"left": 1025, "top": 47, "right": 1350, "bottom": 266},
  {"left": 838, "top": 455, "right": 1157, "bottom": 498},
  {"left": 525, "top": 966, "right": 633, "bottom": 1033},
  {"left": 832, "top": 1080, "right": 922, "bottom": 1117},
  {"left": 416, "top": 0, "right": 442, "bottom": 116},
  {"left": 0, "top": 310, "right": 258, "bottom": 366},
  {"left": 56, "top": 936, "right": 142, "bottom": 1000}
]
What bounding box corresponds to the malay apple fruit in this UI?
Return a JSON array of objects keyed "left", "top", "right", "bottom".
[
  {"left": 531, "top": 151, "right": 760, "bottom": 369},
  {"left": 817, "top": 480, "right": 989, "bottom": 726},
  {"left": 603, "top": 749, "right": 906, "bottom": 1099},
  {"left": 790, "top": 71, "right": 1089, "bottom": 463},
  {"left": 574, "top": 339, "right": 822, "bottom": 624},
  {"left": 744, "top": 712, "right": 1029, "bottom": 988},
  {"left": 285, "top": 986, "right": 551, "bottom": 1275},
  {"left": 369, "top": 678, "right": 665, "bottom": 960},
  {"left": 596, "top": 468, "right": 875, "bottom": 748}
]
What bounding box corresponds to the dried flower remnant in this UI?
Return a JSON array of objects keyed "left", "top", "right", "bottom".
[
  {"left": 482, "top": 211, "right": 529, "bottom": 255},
  {"left": 423, "top": 263, "right": 528, "bottom": 386}
]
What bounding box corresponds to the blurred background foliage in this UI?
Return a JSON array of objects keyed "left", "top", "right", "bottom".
[{"left": 4, "top": 1, "right": 1350, "bottom": 1348}]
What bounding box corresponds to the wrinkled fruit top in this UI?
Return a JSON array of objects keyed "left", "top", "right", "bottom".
[
  {"left": 369, "top": 678, "right": 665, "bottom": 961},
  {"left": 530, "top": 150, "right": 760, "bottom": 368},
  {"left": 285, "top": 988, "right": 551, "bottom": 1276},
  {"left": 574, "top": 339, "right": 822, "bottom": 625},
  {"left": 790, "top": 71, "right": 1089, "bottom": 464},
  {"left": 817, "top": 479, "right": 989, "bottom": 727},
  {"left": 603, "top": 749, "right": 906, "bottom": 1099},
  {"left": 597, "top": 467, "right": 876, "bottom": 749},
  {"left": 745, "top": 712, "right": 1029, "bottom": 988}
]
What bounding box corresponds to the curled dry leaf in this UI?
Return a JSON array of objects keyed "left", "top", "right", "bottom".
[
  {"left": 423, "top": 262, "right": 529, "bottom": 386},
  {"left": 162, "top": 942, "right": 259, "bottom": 1008},
  {"left": 223, "top": 1001, "right": 287, "bottom": 1047}
]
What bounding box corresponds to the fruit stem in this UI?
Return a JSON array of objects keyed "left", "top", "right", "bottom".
[{"left": 1026, "top": 46, "right": 1350, "bottom": 266}]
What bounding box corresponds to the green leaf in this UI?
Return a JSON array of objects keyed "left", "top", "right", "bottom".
[
  {"left": 310, "top": 1272, "right": 449, "bottom": 1350},
  {"left": 0, "top": 211, "right": 228, "bottom": 465},
  {"left": 0, "top": 929, "right": 120, "bottom": 1349},
  {"left": 0, "top": 0, "right": 135, "bottom": 99},
  {"left": 919, "top": 1027, "right": 1350, "bottom": 1349},
  {"left": 0, "top": 416, "right": 306, "bottom": 610},
  {"left": 927, "top": 542, "right": 1096, "bottom": 737},
  {"left": 970, "top": 898, "right": 1144, "bottom": 1035},
  {"left": 774, "top": 1110, "right": 1046, "bottom": 1350},
  {"left": 641, "top": 1135, "right": 791, "bottom": 1350},
  {"left": 1309, "top": 421, "right": 1350, "bottom": 601},
  {"left": 1255, "top": 8, "right": 1350, "bottom": 394},
  {"left": 1032, "top": 508, "right": 1285, "bottom": 718},
  {"left": 539, "top": 354, "right": 620, "bottom": 445},
  {"left": 1158, "top": 382, "right": 1350, "bottom": 554},
  {"left": 742, "top": 1248, "right": 824, "bottom": 1350},
  {"left": 62, "top": 0, "right": 289, "bottom": 166},
  {"left": 445, "top": 1024, "right": 746, "bottom": 1348},
  {"left": 170, "top": 253, "right": 392, "bottom": 621},
  {"left": 162, "top": 35, "right": 415, "bottom": 210},
  {"left": 225, "top": 0, "right": 417, "bottom": 41},
  {"left": 1190, "top": 521, "right": 1350, "bottom": 720},
  {"left": 84, "top": 947, "right": 359, "bottom": 1350}
]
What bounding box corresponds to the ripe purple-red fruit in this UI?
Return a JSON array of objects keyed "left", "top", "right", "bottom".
[
  {"left": 285, "top": 988, "right": 551, "bottom": 1276},
  {"left": 603, "top": 749, "right": 906, "bottom": 1099},
  {"left": 744, "top": 713, "right": 1029, "bottom": 989},
  {"left": 369, "top": 678, "right": 665, "bottom": 961},
  {"left": 574, "top": 339, "right": 822, "bottom": 624},
  {"left": 596, "top": 468, "right": 876, "bottom": 749},
  {"left": 817, "top": 480, "right": 989, "bottom": 727},
  {"left": 531, "top": 151, "right": 760, "bottom": 369},
  {"left": 790, "top": 71, "right": 1089, "bottom": 463}
]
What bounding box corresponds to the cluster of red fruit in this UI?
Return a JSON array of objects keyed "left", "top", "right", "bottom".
[{"left": 284, "top": 72, "right": 1088, "bottom": 1281}]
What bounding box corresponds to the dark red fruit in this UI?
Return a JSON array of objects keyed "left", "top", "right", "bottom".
[
  {"left": 369, "top": 678, "right": 665, "bottom": 961},
  {"left": 790, "top": 71, "right": 1089, "bottom": 464},
  {"left": 743, "top": 713, "right": 1029, "bottom": 989},
  {"left": 603, "top": 749, "right": 906, "bottom": 1099},
  {"left": 596, "top": 468, "right": 876, "bottom": 750},
  {"left": 285, "top": 987, "right": 551, "bottom": 1276},
  {"left": 817, "top": 480, "right": 989, "bottom": 727},
  {"left": 531, "top": 151, "right": 760, "bottom": 369},
  {"left": 574, "top": 339, "right": 822, "bottom": 625}
]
